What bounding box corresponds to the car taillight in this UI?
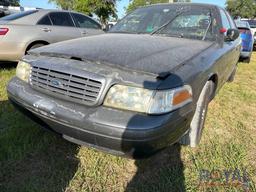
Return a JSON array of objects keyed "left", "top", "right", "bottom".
[{"left": 0, "top": 28, "right": 9, "bottom": 35}]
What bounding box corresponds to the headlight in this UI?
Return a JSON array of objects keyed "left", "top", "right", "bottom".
[
  {"left": 16, "top": 61, "right": 31, "bottom": 82},
  {"left": 103, "top": 85, "right": 192, "bottom": 114}
]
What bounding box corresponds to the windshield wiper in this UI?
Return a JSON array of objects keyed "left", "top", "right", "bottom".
[
  {"left": 156, "top": 33, "right": 184, "bottom": 38},
  {"left": 150, "top": 12, "right": 184, "bottom": 35},
  {"left": 109, "top": 31, "right": 145, "bottom": 34}
]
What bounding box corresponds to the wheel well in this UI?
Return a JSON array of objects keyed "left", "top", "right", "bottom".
[
  {"left": 26, "top": 40, "right": 49, "bottom": 53},
  {"left": 208, "top": 74, "right": 218, "bottom": 100}
]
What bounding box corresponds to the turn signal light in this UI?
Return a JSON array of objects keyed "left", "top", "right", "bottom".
[{"left": 172, "top": 89, "right": 192, "bottom": 106}]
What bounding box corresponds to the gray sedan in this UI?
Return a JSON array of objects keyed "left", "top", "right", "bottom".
[
  {"left": 0, "top": 9, "right": 104, "bottom": 61},
  {"left": 7, "top": 3, "right": 241, "bottom": 158}
]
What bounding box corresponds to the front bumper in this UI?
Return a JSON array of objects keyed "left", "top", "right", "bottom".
[{"left": 7, "top": 78, "right": 194, "bottom": 158}]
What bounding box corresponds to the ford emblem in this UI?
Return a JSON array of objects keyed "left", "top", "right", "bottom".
[{"left": 51, "top": 79, "right": 63, "bottom": 87}]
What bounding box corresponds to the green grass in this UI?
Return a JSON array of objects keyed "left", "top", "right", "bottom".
[{"left": 0, "top": 53, "right": 256, "bottom": 192}]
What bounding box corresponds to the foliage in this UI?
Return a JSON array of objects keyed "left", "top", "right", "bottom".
[
  {"left": 226, "top": 0, "right": 256, "bottom": 18},
  {"left": 126, "top": 0, "right": 169, "bottom": 13},
  {"left": 48, "top": 0, "right": 118, "bottom": 25},
  {"left": 1, "top": 0, "right": 20, "bottom": 6}
]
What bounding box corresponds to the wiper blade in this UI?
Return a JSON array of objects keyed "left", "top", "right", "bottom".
[
  {"left": 156, "top": 33, "right": 184, "bottom": 38},
  {"left": 109, "top": 31, "right": 145, "bottom": 34},
  {"left": 150, "top": 12, "right": 184, "bottom": 35}
]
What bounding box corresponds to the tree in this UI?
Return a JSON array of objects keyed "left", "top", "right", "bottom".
[
  {"left": 126, "top": 0, "right": 169, "bottom": 13},
  {"left": 49, "top": 0, "right": 118, "bottom": 25},
  {"left": 74, "top": 0, "right": 118, "bottom": 24},
  {"left": 1, "top": 0, "right": 20, "bottom": 6},
  {"left": 48, "top": 0, "right": 75, "bottom": 10},
  {"left": 226, "top": 0, "right": 256, "bottom": 18}
]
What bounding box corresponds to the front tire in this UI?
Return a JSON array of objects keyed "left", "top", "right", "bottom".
[{"left": 180, "top": 81, "right": 214, "bottom": 147}]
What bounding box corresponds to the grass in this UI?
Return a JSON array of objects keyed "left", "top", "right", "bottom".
[{"left": 0, "top": 53, "right": 256, "bottom": 192}]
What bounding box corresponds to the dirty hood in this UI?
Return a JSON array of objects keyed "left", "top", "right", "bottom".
[{"left": 30, "top": 33, "right": 214, "bottom": 75}]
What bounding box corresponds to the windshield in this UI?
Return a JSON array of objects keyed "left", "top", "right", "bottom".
[
  {"left": 110, "top": 5, "right": 214, "bottom": 41},
  {"left": 0, "top": 10, "right": 38, "bottom": 21}
]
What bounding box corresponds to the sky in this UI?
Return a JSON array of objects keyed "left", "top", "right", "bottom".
[{"left": 20, "top": 0, "right": 226, "bottom": 19}]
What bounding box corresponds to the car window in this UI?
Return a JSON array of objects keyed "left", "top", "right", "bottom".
[
  {"left": 37, "top": 15, "right": 52, "bottom": 25},
  {"left": 220, "top": 9, "right": 231, "bottom": 29},
  {"left": 72, "top": 13, "right": 101, "bottom": 29},
  {"left": 0, "top": 10, "right": 38, "bottom": 21},
  {"left": 49, "top": 12, "right": 74, "bottom": 27}
]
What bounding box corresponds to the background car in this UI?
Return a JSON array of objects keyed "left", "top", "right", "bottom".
[
  {"left": 241, "top": 19, "right": 256, "bottom": 39},
  {"left": 0, "top": 9, "right": 104, "bottom": 62},
  {"left": 235, "top": 20, "right": 254, "bottom": 62}
]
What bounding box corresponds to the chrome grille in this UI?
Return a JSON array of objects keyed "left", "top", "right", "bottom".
[{"left": 30, "top": 66, "right": 103, "bottom": 105}]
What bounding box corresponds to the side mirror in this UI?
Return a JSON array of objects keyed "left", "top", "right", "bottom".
[{"left": 225, "top": 28, "right": 240, "bottom": 41}]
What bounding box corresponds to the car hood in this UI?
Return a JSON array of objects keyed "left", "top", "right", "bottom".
[{"left": 30, "top": 33, "right": 214, "bottom": 76}]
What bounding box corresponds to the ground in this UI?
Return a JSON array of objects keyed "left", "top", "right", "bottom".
[{"left": 0, "top": 54, "right": 256, "bottom": 192}]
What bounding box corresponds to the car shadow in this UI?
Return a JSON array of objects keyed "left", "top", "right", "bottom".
[
  {"left": 0, "top": 61, "right": 17, "bottom": 69},
  {"left": 0, "top": 99, "right": 79, "bottom": 192},
  {"left": 125, "top": 144, "right": 185, "bottom": 192},
  {"left": 123, "top": 75, "right": 187, "bottom": 192}
]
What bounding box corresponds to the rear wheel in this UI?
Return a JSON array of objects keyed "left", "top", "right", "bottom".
[{"left": 179, "top": 81, "right": 214, "bottom": 147}]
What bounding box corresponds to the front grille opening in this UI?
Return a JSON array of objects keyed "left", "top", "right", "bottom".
[{"left": 30, "top": 66, "right": 103, "bottom": 105}]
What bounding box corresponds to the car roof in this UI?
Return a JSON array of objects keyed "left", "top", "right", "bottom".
[
  {"left": 36, "top": 9, "right": 70, "bottom": 13},
  {"left": 36, "top": 9, "right": 100, "bottom": 24},
  {"left": 37, "top": 9, "right": 88, "bottom": 16},
  {"left": 7, "top": 9, "right": 100, "bottom": 26}
]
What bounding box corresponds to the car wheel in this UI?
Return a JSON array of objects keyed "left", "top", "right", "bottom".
[
  {"left": 179, "top": 81, "right": 214, "bottom": 147},
  {"left": 227, "top": 66, "right": 237, "bottom": 82},
  {"left": 243, "top": 56, "right": 251, "bottom": 63}
]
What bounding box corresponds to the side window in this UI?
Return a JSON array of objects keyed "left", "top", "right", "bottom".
[
  {"left": 220, "top": 9, "right": 231, "bottom": 29},
  {"left": 49, "top": 12, "right": 75, "bottom": 27},
  {"left": 37, "top": 15, "right": 52, "bottom": 25},
  {"left": 72, "top": 13, "right": 101, "bottom": 29}
]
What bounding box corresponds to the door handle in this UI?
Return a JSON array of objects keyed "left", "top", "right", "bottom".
[
  {"left": 81, "top": 31, "right": 87, "bottom": 35},
  {"left": 41, "top": 28, "right": 51, "bottom": 32}
]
